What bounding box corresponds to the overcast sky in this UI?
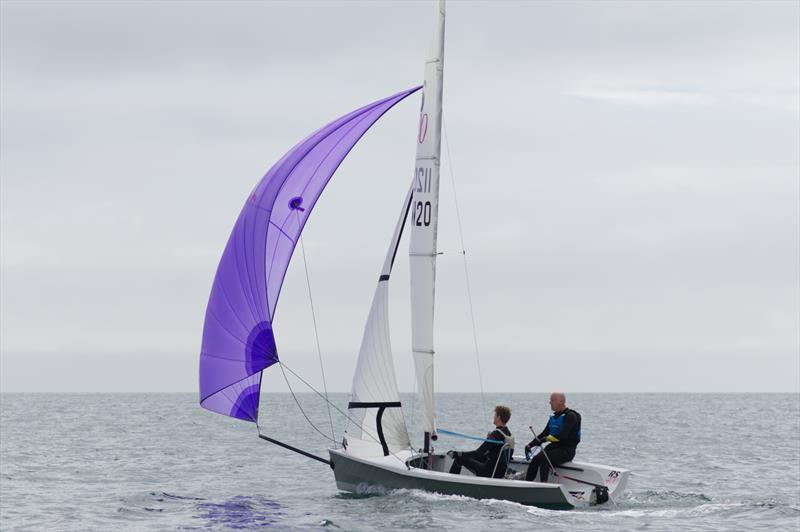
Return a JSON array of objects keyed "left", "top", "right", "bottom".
[{"left": 1, "top": 1, "right": 798, "bottom": 393}]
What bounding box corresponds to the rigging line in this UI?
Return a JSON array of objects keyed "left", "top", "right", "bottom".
[
  {"left": 442, "top": 117, "right": 487, "bottom": 424},
  {"left": 279, "top": 362, "right": 380, "bottom": 442},
  {"left": 437, "top": 428, "right": 504, "bottom": 444},
  {"left": 295, "top": 210, "right": 336, "bottom": 443},
  {"left": 278, "top": 362, "right": 338, "bottom": 444},
  {"left": 279, "top": 362, "right": 409, "bottom": 468}
]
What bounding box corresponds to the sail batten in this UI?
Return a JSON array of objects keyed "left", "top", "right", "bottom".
[{"left": 199, "top": 87, "right": 421, "bottom": 423}]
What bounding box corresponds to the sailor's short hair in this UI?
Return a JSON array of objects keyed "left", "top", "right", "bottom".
[{"left": 494, "top": 405, "right": 511, "bottom": 424}]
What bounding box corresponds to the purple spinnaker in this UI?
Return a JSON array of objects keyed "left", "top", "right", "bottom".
[{"left": 199, "top": 86, "right": 422, "bottom": 422}]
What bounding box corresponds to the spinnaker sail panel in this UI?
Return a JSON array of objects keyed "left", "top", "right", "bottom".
[
  {"left": 410, "top": 0, "right": 445, "bottom": 435},
  {"left": 200, "top": 86, "right": 421, "bottom": 423}
]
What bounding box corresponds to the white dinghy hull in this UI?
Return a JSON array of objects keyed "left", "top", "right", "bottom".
[{"left": 329, "top": 449, "right": 629, "bottom": 510}]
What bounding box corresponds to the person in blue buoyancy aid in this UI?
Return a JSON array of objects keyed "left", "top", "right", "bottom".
[
  {"left": 448, "top": 405, "right": 513, "bottom": 478},
  {"left": 525, "top": 392, "right": 582, "bottom": 482}
]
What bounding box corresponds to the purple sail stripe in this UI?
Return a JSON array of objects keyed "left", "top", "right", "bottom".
[
  {"left": 244, "top": 213, "right": 265, "bottom": 321},
  {"left": 215, "top": 274, "right": 254, "bottom": 337},
  {"left": 266, "top": 99, "right": 414, "bottom": 317},
  {"left": 230, "top": 379, "right": 261, "bottom": 422},
  {"left": 201, "top": 350, "right": 257, "bottom": 363},
  {"left": 259, "top": 113, "right": 368, "bottom": 315},
  {"left": 199, "top": 86, "right": 422, "bottom": 422},
  {"left": 295, "top": 104, "right": 385, "bottom": 199},
  {"left": 268, "top": 220, "right": 296, "bottom": 243},
  {"left": 260, "top": 95, "right": 409, "bottom": 311},
  {"left": 206, "top": 308, "right": 249, "bottom": 346},
  {"left": 213, "top": 235, "right": 259, "bottom": 335},
  {"left": 237, "top": 207, "right": 265, "bottom": 322},
  {"left": 275, "top": 108, "right": 376, "bottom": 227},
  {"left": 270, "top": 110, "right": 376, "bottom": 242}
]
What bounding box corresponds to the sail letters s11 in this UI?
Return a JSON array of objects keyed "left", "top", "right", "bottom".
[{"left": 414, "top": 166, "right": 432, "bottom": 226}]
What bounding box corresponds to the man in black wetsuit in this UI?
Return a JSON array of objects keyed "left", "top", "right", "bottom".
[
  {"left": 448, "top": 405, "right": 513, "bottom": 479},
  {"left": 525, "top": 392, "right": 581, "bottom": 482}
]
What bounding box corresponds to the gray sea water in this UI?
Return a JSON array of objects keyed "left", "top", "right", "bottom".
[{"left": 1, "top": 393, "right": 798, "bottom": 531}]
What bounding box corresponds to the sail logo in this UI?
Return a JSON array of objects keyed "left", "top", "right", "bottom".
[
  {"left": 418, "top": 113, "right": 428, "bottom": 143},
  {"left": 415, "top": 166, "right": 432, "bottom": 193}
]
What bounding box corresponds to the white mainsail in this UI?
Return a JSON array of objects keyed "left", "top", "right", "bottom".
[
  {"left": 347, "top": 187, "right": 414, "bottom": 456},
  {"left": 410, "top": 0, "right": 445, "bottom": 438}
]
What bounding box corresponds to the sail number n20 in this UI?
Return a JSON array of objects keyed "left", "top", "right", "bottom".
[{"left": 414, "top": 201, "right": 431, "bottom": 226}]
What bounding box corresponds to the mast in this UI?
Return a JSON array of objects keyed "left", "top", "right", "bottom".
[{"left": 410, "top": 0, "right": 445, "bottom": 458}]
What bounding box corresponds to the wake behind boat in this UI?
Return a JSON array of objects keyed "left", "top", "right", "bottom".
[{"left": 198, "top": 0, "right": 629, "bottom": 510}]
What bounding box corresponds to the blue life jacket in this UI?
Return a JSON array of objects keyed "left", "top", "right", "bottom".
[{"left": 548, "top": 408, "right": 581, "bottom": 444}]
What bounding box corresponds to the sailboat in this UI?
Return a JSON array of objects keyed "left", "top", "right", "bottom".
[{"left": 199, "top": 0, "right": 629, "bottom": 510}]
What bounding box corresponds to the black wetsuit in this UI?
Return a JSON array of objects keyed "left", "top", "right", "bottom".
[
  {"left": 449, "top": 426, "right": 511, "bottom": 479},
  {"left": 525, "top": 408, "right": 581, "bottom": 482}
]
